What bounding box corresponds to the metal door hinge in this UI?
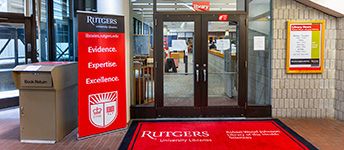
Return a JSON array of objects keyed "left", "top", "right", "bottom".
[
  {"left": 245, "top": 103, "right": 247, "bottom": 109},
  {"left": 245, "top": 61, "right": 248, "bottom": 68},
  {"left": 0, "top": 18, "right": 9, "bottom": 21},
  {"left": 155, "top": 61, "right": 158, "bottom": 69},
  {"left": 20, "top": 106, "right": 24, "bottom": 117},
  {"left": 245, "top": 19, "right": 248, "bottom": 26},
  {"left": 155, "top": 19, "right": 157, "bottom": 26},
  {"left": 27, "top": 43, "right": 32, "bottom": 52}
]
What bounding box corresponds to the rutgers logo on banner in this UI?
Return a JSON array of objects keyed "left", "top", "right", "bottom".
[{"left": 89, "top": 91, "right": 118, "bottom": 128}]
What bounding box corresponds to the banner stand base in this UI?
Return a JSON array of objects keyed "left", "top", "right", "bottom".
[{"left": 77, "top": 127, "right": 128, "bottom": 141}]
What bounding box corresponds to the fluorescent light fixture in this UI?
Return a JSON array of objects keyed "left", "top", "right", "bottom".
[
  {"left": 177, "top": 8, "right": 191, "bottom": 10},
  {"left": 143, "top": 8, "right": 153, "bottom": 11},
  {"left": 209, "top": 8, "right": 221, "bottom": 10},
  {"left": 143, "top": 12, "right": 153, "bottom": 15},
  {"left": 222, "top": 8, "right": 237, "bottom": 11},
  {"left": 157, "top": 8, "right": 176, "bottom": 11},
  {"left": 210, "top": 3, "right": 228, "bottom": 6},
  {"left": 133, "top": 8, "right": 143, "bottom": 11},
  {"left": 133, "top": 3, "right": 150, "bottom": 6},
  {"left": 180, "top": 22, "right": 185, "bottom": 28},
  {"left": 157, "top": 3, "right": 175, "bottom": 6},
  {"left": 176, "top": 3, "right": 192, "bottom": 5},
  {"left": 170, "top": 32, "right": 178, "bottom": 35},
  {"left": 227, "top": 3, "right": 236, "bottom": 5},
  {"left": 177, "top": 3, "right": 195, "bottom": 11}
]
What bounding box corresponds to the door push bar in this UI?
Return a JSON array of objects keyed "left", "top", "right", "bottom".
[
  {"left": 196, "top": 64, "right": 199, "bottom": 82},
  {"left": 196, "top": 64, "right": 208, "bottom": 83},
  {"left": 203, "top": 64, "right": 207, "bottom": 82},
  {"left": 203, "top": 69, "right": 206, "bottom": 82},
  {"left": 196, "top": 70, "right": 199, "bottom": 82}
]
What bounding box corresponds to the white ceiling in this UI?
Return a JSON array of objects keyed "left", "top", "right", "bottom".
[
  {"left": 132, "top": 0, "right": 241, "bottom": 23},
  {"left": 310, "top": 0, "right": 344, "bottom": 14},
  {"left": 132, "top": 0, "right": 237, "bottom": 3},
  {"left": 132, "top": 0, "right": 238, "bottom": 11},
  {"left": 296, "top": 0, "right": 344, "bottom": 17}
]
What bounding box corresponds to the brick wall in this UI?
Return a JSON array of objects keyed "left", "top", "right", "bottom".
[
  {"left": 272, "top": 0, "right": 336, "bottom": 118},
  {"left": 335, "top": 18, "right": 344, "bottom": 121}
]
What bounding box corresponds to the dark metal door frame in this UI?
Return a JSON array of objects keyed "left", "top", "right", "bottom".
[
  {"left": 155, "top": 12, "right": 248, "bottom": 117},
  {"left": 200, "top": 13, "right": 247, "bottom": 117},
  {"left": 155, "top": 14, "right": 202, "bottom": 117},
  {"left": 0, "top": 12, "right": 37, "bottom": 64}
]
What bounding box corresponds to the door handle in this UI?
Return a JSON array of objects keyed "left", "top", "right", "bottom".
[
  {"left": 203, "top": 69, "right": 207, "bottom": 82},
  {"left": 196, "top": 70, "right": 199, "bottom": 82}
]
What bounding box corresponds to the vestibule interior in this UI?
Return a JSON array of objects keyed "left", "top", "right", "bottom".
[
  {"left": 132, "top": 19, "right": 240, "bottom": 107},
  {"left": 130, "top": 0, "right": 272, "bottom": 116}
]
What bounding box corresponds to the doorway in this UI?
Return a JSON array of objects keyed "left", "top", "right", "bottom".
[
  {"left": 0, "top": 13, "right": 36, "bottom": 65},
  {"left": 0, "top": 13, "right": 36, "bottom": 106},
  {"left": 155, "top": 13, "right": 247, "bottom": 117}
]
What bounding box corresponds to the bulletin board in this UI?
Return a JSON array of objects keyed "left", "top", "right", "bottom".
[
  {"left": 287, "top": 20, "right": 325, "bottom": 73},
  {"left": 133, "top": 34, "right": 150, "bottom": 56}
]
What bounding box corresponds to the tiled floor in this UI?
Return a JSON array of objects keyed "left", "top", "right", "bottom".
[
  {"left": 0, "top": 106, "right": 343, "bottom": 150},
  {"left": 280, "top": 118, "right": 344, "bottom": 150}
]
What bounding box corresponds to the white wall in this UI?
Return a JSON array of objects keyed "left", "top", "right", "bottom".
[
  {"left": 97, "top": 0, "right": 131, "bottom": 123},
  {"left": 0, "top": 0, "right": 7, "bottom": 12},
  {"left": 97, "top": 0, "right": 124, "bottom": 15}
]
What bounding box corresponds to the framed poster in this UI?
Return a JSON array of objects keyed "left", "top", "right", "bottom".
[{"left": 287, "top": 20, "right": 325, "bottom": 73}]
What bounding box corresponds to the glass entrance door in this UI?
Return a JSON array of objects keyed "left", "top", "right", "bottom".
[
  {"left": 0, "top": 13, "right": 35, "bottom": 100},
  {"left": 156, "top": 13, "right": 247, "bottom": 117},
  {"left": 163, "top": 21, "right": 195, "bottom": 107},
  {"left": 200, "top": 14, "right": 247, "bottom": 117},
  {"left": 156, "top": 14, "right": 202, "bottom": 117},
  {"left": 206, "top": 21, "right": 239, "bottom": 106}
]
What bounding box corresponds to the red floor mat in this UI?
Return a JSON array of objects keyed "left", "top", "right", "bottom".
[{"left": 119, "top": 120, "right": 317, "bottom": 150}]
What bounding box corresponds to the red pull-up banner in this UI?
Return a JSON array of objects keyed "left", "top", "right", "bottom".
[{"left": 77, "top": 11, "right": 127, "bottom": 139}]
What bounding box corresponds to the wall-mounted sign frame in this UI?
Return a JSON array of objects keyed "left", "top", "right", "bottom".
[{"left": 287, "top": 20, "right": 325, "bottom": 73}]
